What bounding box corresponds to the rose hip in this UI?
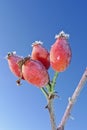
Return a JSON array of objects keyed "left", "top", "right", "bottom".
[
  {"left": 31, "top": 41, "right": 50, "bottom": 69},
  {"left": 22, "top": 56, "right": 49, "bottom": 88},
  {"left": 7, "top": 52, "right": 24, "bottom": 79},
  {"left": 50, "top": 31, "right": 72, "bottom": 72}
]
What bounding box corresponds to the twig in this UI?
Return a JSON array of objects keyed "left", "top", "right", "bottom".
[
  {"left": 46, "top": 97, "right": 57, "bottom": 130},
  {"left": 57, "top": 68, "right": 87, "bottom": 130}
]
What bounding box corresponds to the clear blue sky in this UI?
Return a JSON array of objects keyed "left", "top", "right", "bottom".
[{"left": 0, "top": 0, "right": 87, "bottom": 130}]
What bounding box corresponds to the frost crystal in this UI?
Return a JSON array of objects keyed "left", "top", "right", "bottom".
[
  {"left": 55, "top": 31, "right": 69, "bottom": 39},
  {"left": 32, "top": 41, "right": 43, "bottom": 47}
]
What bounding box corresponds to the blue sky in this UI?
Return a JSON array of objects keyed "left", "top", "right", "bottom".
[{"left": 0, "top": 0, "right": 87, "bottom": 130}]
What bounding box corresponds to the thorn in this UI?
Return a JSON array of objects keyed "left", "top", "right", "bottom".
[
  {"left": 69, "top": 114, "right": 75, "bottom": 120},
  {"left": 68, "top": 97, "right": 75, "bottom": 104},
  {"left": 68, "top": 97, "right": 71, "bottom": 102},
  {"left": 16, "top": 79, "right": 22, "bottom": 86},
  {"left": 45, "top": 104, "right": 48, "bottom": 109},
  {"left": 48, "top": 92, "right": 59, "bottom": 100}
]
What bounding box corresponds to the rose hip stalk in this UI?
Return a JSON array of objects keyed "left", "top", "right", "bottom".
[
  {"left": 21, "top": 56, "right": 49, "bottom": 88},
  {"left": 7, "top": 52, "right": 24, "bottom": 85},
  {"left": 50, "top": 31, "right": 72, "bottom": 72},
  {"left": 31, "top": 41, "right": 50, "bottom": 69}
]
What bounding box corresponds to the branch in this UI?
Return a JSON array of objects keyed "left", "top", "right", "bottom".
[
  {"left": 57, "top": 68, "right": 87, "bottom": 130},
  {"left": 46, "top": 97, "right": 57, "bottom": 130}
]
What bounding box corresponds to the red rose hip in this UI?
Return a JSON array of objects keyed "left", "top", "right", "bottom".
[
  {"left": 7, "top": 52, "right": 24, "bottom": 79},
  {"left": 31, "top": 41, "right": 50, "bottom": 69},
  {"left": 22, "top": 57, "right": 49, "bottom": 88},
  {"left": 50, "top": 31, "right": 72, "bottom": 72}
]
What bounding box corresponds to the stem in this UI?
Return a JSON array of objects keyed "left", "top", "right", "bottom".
[
  {"left": 46, "top": 72, "right": 58, "bottom": 130},
  {"left": 40, "top": 88, "right": 49, "bottom": 99},
  {"left": 41, "top": 72, "right": 59, "bottom": 130},
  {"left": 47, "top": 98, "right": 57, "bottom": 130},
  {"left": 51, "top": 72, "right": 58, "bottom": 92},
  {"left": 57, "top": 68, "right": 87, "bottom": 130},
  {"left": 41, "top": 88, "right": 57, "bottom": 130},
  {"left": 46, "top": 83, "right": 52, "bottom": 93}
]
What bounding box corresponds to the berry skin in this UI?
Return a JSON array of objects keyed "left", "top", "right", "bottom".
[
  {"left": 7, "top": 52, "right": 24, "bottom": 79},
  {"left": 31, "top": 41, "right": 50, "bottom": 69},
  {"left": 50, "top": 31, "right": 72, "bottom": 72},
  {"left": 22, "top": 57, "right": 49, "bottom": 88}
]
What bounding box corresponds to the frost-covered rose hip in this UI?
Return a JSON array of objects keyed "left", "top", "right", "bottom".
[
  {"left": 31, "top": 41, "right": 50, "bottom": 69},
  {"left": 7, "top": 52, "right": 24, "bottom": 79},
  {"left": 22, "top": 56, "right": 49, "bottom": 88},
  {"left": 50, "top": 31, "right": 72, "bottom": 72}
]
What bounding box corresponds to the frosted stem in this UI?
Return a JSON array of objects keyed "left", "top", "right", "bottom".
[{"left": 57, "top": 68, "right": 87, "bottom": 130}]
